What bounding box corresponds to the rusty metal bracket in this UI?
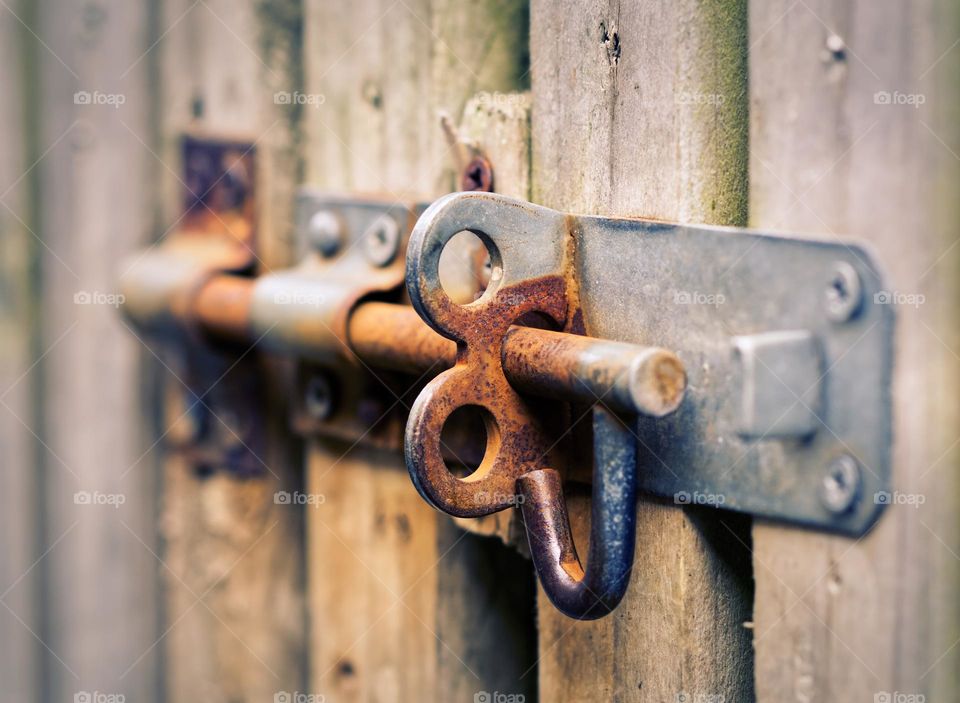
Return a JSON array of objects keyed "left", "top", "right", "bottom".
[
  {"left": 403, "top": 192, "right": 893, "bottom": 615},
  {"left": 120, "top": 134, "right": 266, "bottom": 476}
]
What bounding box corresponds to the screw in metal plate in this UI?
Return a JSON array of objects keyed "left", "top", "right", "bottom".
[
  {"left": 307, "top": 210, "right": 342, "bottom": 257},
  {"left": 819, "top": 454, "right": 861, "bottom": 514},
  {"left": 825, "top": 261, "right": 863, "bottom": 322},
  {"left": 362, "top": 214, "right": 401, "bottom": 267},
  {"left": 304, "top": 374, "right": 335, "bottom": 421}
]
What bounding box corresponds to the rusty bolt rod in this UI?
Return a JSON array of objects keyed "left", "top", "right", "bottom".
[
  {"left": 191, "top": 277, "right": 686, "bottom": 416},
  {"left": 352, "top": 303, "right": 686, "bottom": 416},
  {"left": 193, "top": 274, "right": 256, "bottom": 342}
]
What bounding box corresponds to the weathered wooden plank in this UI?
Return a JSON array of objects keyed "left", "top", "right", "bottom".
[
  {"left": 0, "top": 2, "right": 40, "bottom": 700},
  {"left": 749, "top": 1, "right": 960, "bottom": 700},
  {"left": 307, "top": 448, "right": 440, "bottom": 702},
  {"left": 154, "top": 1, "right": 307, "bottom": 701},
  {"left": 302, "top": 0, "right": 535, "bottom": 699},
  {"left": 531, "top": 1, "right": 754, "bottom": 701},
  {"left": 28, "top": 0, "right": 160, "bottom": 700}
]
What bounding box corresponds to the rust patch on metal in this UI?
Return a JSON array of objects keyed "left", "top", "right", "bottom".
[
  {"left": 647, "top": 353, "right": 687, "bottom": 413},
  {"left": 406, "top": 273, "right": 569, "bottom": 517},
  {"left": 193, "top": 275, "right": 255, "bottom": 345},
  {"left": 181, "top": 133, "right": 257, "bottom": 267}
]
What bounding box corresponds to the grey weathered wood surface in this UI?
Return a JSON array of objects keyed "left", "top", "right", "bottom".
[
  {"left": 530, "top": 1, "right": 754, "bottom": 701},
  {"left": 749, "top": 1, "right": 960, "bottom": 700},
  {"left": 4, "top": 2, "right": 956, "bottom": 701},
  {"left": 0, "top": 3, "right": 40, "bottom": 701},
  {"left": 153, "top": 1, "right": 307, "bottom": 701},
  {"left": 302, "top": 0, "right": 536, "bottom": 699},
  {"left": 18, "top": 0, "right": 162, "bottom": 700}
]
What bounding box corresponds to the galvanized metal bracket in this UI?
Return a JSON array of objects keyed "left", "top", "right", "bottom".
[
  {"left": 251, "top": 189, "right": 428, "bottom": 445},
  {"left": 404, "top": 192, "right": 893, "bottom": 536},
  {"left": 579, "top": 214, "right": 892, "bottom": 536}
]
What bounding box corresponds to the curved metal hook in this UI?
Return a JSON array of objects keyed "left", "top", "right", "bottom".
[{"left": 517, "top": 406, "right": 638, "bottom": 619}]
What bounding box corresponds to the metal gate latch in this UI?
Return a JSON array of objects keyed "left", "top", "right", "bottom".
[
  {"left": 118, "top": 161, "right": 893, "bottom": 620},
  {"left": 403, "top": 192, "right": 893, "bottom": 619}
]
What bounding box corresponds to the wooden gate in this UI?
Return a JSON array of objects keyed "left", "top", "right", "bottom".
[{"left": 2, "top": 0, "right": 958, "bottom": 701}]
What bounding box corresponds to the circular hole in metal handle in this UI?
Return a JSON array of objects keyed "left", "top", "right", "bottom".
[
  {"left": 406, "top": 195, "right": 504, "bottom": 339},
  {"left": 405, "top": 192, "right": 568, "bottom": 340},
  {"left": 405, "top": 365, "right": 543, "bottom": 517}
]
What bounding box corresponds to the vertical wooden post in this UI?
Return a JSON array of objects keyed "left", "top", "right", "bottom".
[
  {"left": 749, "top": 1, "right": 960, "bottom": 700},
  {"left": 153, "top": 1, "right": 308, "bottom": 701},
  {"left": 0, "top": 2, "right": 40, "bottom": 700},
  {"left": 530, "top": 2, "right": 754, "bottom": 700},
  {"left": 302, "top": 1, "right": 535, "bottom": 699},
  {"left": 27, "top": 0, "right": 160, "bottom": 700}
]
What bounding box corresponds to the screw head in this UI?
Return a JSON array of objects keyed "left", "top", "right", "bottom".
[
  {"left": 307, "top": 210, "right": 342, "bottom": 257},
  {"left": 820, "top": 455, "right": 861, "bottom": 514},
  {"left": 304, "top": 374, "right": 335, "bottom": 421},
  {"left": 825, "top": 261, "right": 863, "bottom": 322},
  {"left": 461, "top": 155, "right": 493, "bottom": 192},
  {"left": 362, "top": 214, "right": 401, "bottom": 267}
]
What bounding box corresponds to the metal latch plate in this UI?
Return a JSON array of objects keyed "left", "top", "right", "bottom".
[{"left": 575, "top": 216, "right": 892, "bottom": 534}]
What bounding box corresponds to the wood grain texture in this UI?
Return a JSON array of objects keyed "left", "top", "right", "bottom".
[
  {"left": 304, "top": 0, "right": 529, "bottom": 198},
  {"left": 531, "top": 1, "right": 754, "bottom": 701},
  {"left": 23, "top": 0, "right": 162, "bottom": 700},
  {"left": 307, "top": 448, "right": 441, "bottom": 702},
  {"left": 749, "top": 1, "right": 960, "bottom": 700},
  {"left": 154, "top": 1, "right": 307, "bottom": 700},
  {"left": 0, "top": 2, "right": 40, "bottom": 701},
  {"left": 302, "top": 0, "right": 536, "bottom": 699}
]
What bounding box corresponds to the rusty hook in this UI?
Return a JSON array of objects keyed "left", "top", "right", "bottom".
[{"left": 517, "top": 406, "right": 638, "bottom": 619}]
